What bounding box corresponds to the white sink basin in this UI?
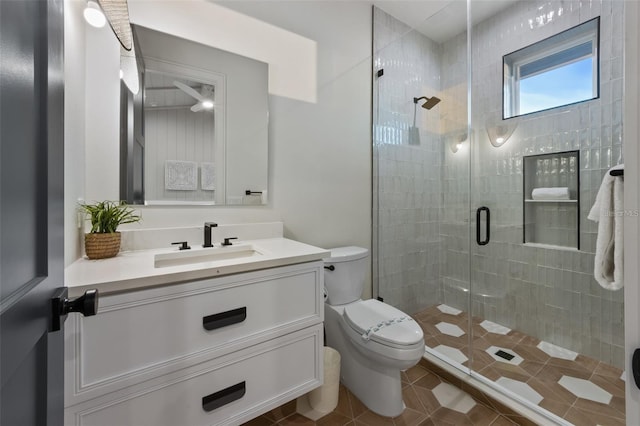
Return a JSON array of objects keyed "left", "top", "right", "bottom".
[{"left": 154, "top": 244, "right": 263, "bottom": 268}]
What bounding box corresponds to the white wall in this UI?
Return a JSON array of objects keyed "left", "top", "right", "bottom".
[
  {"left": 64, "top": 0, "right": 87, "bottom": 266},
  {"left": 128, "top": 0, "right": 317, "bottom": 104},
  {"left": 64, "top": 4, "right": 120, "bottom": 266},
  {"left": 65, "top": 0, "right": 373, "bottom": 296},
  {"left": 68, "top": 20, "right": 122, "bottom": 269},
  {"left": 84, "top": 25, "right": 120, "bottom": 202}
]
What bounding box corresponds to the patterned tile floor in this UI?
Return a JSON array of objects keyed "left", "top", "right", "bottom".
[
  {"left": 415, "top": 304, "right": 625, "bottom": 425},
  {"left": 243, "top": 303, "right": 625, "bottom": 425},
  {"left": 243, "top": 362, "right": 519, "bottom": 425}
]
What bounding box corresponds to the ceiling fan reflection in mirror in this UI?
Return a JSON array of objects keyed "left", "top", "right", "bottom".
[
  {"left": 173, "top": 81, "right": 216, "bottom": 112},
  {"left": 143, "top": 72, "right": 218, "bottom": 113}
]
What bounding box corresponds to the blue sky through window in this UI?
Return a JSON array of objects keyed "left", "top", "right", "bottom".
[{"left": 519, "top": 58, "right": 594, "bottom": 115}]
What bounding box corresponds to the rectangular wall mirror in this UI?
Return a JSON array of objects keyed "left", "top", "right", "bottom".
[{"left": 120, "top": 25, "right": 269, "bottom": 206}]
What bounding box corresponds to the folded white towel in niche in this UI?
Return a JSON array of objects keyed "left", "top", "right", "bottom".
[
  {"left": 588, "top": 164, "right": 624, "bottom": 290},
  {"left": 531, "top": 187, "right": 570, "bottom": 200}
]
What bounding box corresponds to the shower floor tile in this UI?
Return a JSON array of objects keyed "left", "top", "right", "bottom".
[{"left": 415, "top": 304, "right": 626, "bottom": 426}]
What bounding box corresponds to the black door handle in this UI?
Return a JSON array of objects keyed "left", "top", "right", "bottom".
[
  {"left": 50, "top": 288, "right": 99, "bottom": 332},
  {"left": 476, "top": 206, "right": 490, "bottom": 246}
]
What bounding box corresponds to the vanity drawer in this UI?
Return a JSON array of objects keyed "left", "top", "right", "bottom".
[
  {"left": 66, "top": 325, "right": 323, "bottom": 426},
  {"left": 65, "top": 262, "right": 323, "bottom": 404}
]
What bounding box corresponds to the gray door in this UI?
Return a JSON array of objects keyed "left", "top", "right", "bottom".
[{"left": 1, "top": 0, "right": 65, "bottom": 424}]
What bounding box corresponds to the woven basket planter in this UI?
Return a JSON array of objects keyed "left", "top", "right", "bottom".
[{"left": 85, "top": 232, "right": 121, "bottom": 260}]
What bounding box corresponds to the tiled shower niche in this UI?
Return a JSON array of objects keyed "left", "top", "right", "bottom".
[{"left": 523, "top": 151, "right": 579, "bottom": 249}]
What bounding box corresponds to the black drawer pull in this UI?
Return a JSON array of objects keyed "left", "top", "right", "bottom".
[
  {"left": 202, "top": 381, "right": 246, "bottom": 412},
  {"left": 203, "top": 307, "right": 246, "bottom": 331}
]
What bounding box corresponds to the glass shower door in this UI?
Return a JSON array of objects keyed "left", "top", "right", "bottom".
[
  {"left": 372, "top": 1, "right": 473, "bottom": 373},
  {"left": 467, "top": 1, "right": 626, "bottom": 423}
]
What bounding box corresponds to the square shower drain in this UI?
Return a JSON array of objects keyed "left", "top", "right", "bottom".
[
  {"left": 495, "top": 349, "right": 515, "bottom": 361},
  {"left": 486, "top": 346, "right": 523, "bottom": 365}
]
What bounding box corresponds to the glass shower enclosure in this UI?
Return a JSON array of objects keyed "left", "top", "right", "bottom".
[{"left": 373, "top": 1, "right": 625, "bottom": 424}]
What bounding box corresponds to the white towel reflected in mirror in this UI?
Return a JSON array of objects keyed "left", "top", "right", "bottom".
[
  {"left": 165, "top": 160, "right": 197, "bottom": 190},
  {"left": 201, "top": 162, "right": 215, "bottom": 191}
]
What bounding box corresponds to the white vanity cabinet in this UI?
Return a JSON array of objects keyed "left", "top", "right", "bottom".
[{"left": 64, "top": 261, "right": 324, "bottom": 426}]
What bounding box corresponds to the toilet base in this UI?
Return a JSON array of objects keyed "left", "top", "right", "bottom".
[
  {"left": 324, "top": 304, "right": 421, "bottom": 418},
  {"left": 340, "top": 349, "right": 406, "bottom": 417}
]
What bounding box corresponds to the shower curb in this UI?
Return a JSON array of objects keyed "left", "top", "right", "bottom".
[{"left": 420, "top": 351, "right": 571, "bottom": 426}]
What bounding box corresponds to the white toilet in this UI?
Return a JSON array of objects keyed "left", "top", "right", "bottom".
[{"left": 323, "top": 247, "right": 425, "bottom": 418}]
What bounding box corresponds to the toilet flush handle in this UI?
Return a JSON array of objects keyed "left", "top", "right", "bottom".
[{"left": 324, "top": 265, "right": 335, "bottom": 271}]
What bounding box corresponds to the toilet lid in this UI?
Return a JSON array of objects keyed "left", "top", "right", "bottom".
[
  {"left": 324, "top": 246, "right": 368, "bottom": 263},
  {"left": 343, "top": 299, "right": 423, "bottom": 348}
]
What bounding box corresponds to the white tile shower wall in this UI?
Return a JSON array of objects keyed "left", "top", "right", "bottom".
[
  {"left": 445, "top": 0, "right": 623, "bottom": 367},
  {"left": 373, "top": 7, "right": 443, "bottom": 314}
]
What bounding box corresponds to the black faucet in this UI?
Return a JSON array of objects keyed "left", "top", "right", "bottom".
[{"left": 203, "top": 222, "right": 218, "bottom": 248}]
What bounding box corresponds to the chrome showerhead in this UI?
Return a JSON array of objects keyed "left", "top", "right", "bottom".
[{"left": 413, "top": 95, "right": 441, "bottom": 110}]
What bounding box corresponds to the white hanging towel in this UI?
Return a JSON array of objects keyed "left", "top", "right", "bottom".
[{"left": 587, "top": 164, "right": 624, "bottom": 290}]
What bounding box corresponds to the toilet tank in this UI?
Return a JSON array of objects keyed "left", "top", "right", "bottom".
[{"left": 324, "top": 246, "right": 369, "bottom": 305}]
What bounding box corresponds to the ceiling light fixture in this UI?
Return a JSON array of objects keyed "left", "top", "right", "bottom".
[{"left": 83, "top": 0, "right": 106, "bottom": 28}]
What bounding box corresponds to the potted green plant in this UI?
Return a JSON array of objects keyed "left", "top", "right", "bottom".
[{"left": 79, "top": 200, "right": 141, "bottom": 259}]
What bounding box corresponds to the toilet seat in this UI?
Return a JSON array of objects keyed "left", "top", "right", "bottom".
[{"left": 343, "top": 300, "right": 423, "bottom": 349}]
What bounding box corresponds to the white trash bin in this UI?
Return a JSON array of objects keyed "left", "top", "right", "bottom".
[{"left": 296, "top": 347, "right": 341, "bottom": 420}]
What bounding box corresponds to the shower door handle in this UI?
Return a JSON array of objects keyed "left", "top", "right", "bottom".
[
  {"left": 476, "top": 206, "right": 490, "bottom": 246},
  {"left": 632, "top": 349, "right": 640, "bottom": 389}
]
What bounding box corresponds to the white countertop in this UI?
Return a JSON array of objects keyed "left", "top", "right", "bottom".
[{"left": 65, "top": 238, "right": 330, "bottom": 297}]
